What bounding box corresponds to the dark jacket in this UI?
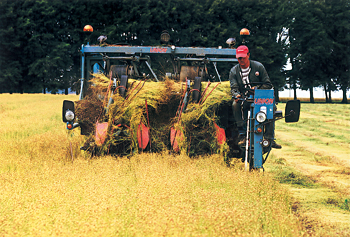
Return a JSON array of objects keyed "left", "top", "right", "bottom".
[{"left": 229, "top": 60, "right": 273, "bottom": 97}]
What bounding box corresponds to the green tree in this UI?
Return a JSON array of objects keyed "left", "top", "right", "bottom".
[
  {"left": 23, "top": 0, "right": 74, "bottom": 93},
  {"left": 288, "top": 0, "right": 350, "bottom": 103},
  {"left": 0, "top": 0, "right": 26, "bottom": 93},
  {"left": 1, "top": 0, "right": 348, "bottom": 100},
  {"left": 326, "top": 0, "right": 350, "bottom": 103},
  {"left": 288, "top": 0, "right": 332, "bottom": 103}
]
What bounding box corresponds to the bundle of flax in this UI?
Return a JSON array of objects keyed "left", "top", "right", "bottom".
[
  {"left": 77, "top": 73, "right": 182, "bottom": 156},
  {"left": 176, "top": 81, "right": 231, "bottom": 156},
  {"left": 107, "top": 78, "right": 182, "bottom": 155},
  {"left": 76, "top": 73, "right": 232, "bottom": 157}
]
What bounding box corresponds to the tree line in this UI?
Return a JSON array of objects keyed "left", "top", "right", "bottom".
[{"left": 0, "top": 0, "right": 349, "bottom": 103}]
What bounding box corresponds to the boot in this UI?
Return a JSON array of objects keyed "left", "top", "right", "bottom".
[{"left": 271, "top": 140, "right": 282, "bottom": 149}]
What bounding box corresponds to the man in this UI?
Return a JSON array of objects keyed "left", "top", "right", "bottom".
[{"left": 229, "top": 45, "right": 281, "bottom": 149}]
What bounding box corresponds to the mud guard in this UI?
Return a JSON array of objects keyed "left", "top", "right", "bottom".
[
  {"left": 95, "top": 122, "right": 109, "bottom": 146},
  {"left": 214, "top": 122, "right": 226, "bottom": 145},
  {"left": 137, "top": 122, "right": 150, "bottom": 150},
  {"left": 170, "top": 127, "right": 183, "bottom": 152}
]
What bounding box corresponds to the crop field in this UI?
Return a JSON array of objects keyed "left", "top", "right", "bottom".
[{"left": 0, "top": 94, "right": 349, "bottom": 236}]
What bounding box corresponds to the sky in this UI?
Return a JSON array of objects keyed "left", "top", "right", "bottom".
[
  {"left": 280, "top": 59, "right": 349, "bottom": 99},
  {"left": 279, "top": 87, "right": 350, "bottom": 99}
]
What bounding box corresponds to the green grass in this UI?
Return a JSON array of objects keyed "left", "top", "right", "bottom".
[
  {"left": 266, "top": 102, "right": 350, "bottom": 234},
  {"left": 269, "top": 164, "right": 317, "bottom": 188}
]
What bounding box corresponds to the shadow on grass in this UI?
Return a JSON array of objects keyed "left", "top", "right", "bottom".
[
  {"left": 277, "top": 170, "right": 316, "bottom": 188},
  {"left": 268, "top": 158, "right": 316, "bottom": 188}
]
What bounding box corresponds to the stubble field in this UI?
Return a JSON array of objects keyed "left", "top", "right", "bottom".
[
  {"left": 0, "top": 94, "right": 349, "bottom": 236},
  {"left": 268, "top": 101, "right": 350, "bottom": 235}
]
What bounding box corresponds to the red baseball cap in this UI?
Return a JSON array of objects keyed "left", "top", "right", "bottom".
[{"left": 236, "top": 45, "right": 249, "bottom": 58}]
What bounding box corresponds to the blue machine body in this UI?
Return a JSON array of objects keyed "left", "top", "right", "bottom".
[{"left": 251, "top": 89, "right": 275, "bottom": 168}]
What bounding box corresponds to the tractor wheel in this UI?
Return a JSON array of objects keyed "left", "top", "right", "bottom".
[
  {"left": 119, "top": 75, "right": 128, "bottom": 98},
  {"left": 192, "top": 77, "right": 202, "bottom": 103},
  {"left": 179, "top": 66, "right": 199, "bottom": 82},
  {"left": 110, "top": 65, "right": 128, "bottom": 79}
]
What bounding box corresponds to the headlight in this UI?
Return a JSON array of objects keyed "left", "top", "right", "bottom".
[
  {"left": 65, "top": 110, "right": 75, "bottom": 122},
  {"left": 261, "top": 139, "right": 270, "bottom": 147},
  {"left": 256, "top": 111, "right": 267, "bottom": 123}
]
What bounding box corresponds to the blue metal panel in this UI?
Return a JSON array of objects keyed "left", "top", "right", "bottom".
[
  {"left": 82, "top": 45, "right": 236, "bottom": 57},
  {"left": 253, "top": 89, "right": 275, "bottom": 168},
  {"left": 253, "top": 119, "right": 263, "bottom": 168},
  {"left": 93, "top": 63, "right": 102, "bottom": 74},
  {"left": 253, "top": 89, "right": 275, "bottom": 119}
]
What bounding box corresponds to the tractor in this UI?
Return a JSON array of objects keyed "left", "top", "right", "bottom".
[{"left": 62, "top": 26, "right": 300, "bottom": 170}]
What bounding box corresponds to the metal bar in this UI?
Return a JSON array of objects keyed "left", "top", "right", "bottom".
[
  {"left": 125, "top": 80, "right": 142, "bottom": 102},
  {"left": 131, "top": 61, "right": 140, "bottom": 76},
  {"left": 208, "top": 58, "right": 238, "bottom": 62},
  {"left": 199, "top": 81, "right": 211, "bottom": 104},
  {"left": 97, "top": 54, "right": 238, "bottom": 63},
  {"left": 98, "top": 54, "right": 237, "bottom": 63},
  {"left": 145, "top": 99, "right": 151, "bottom": 152},
  {"left": 176, "top": 82, "right": 188, "bottom": 118},
  {"left": 176, "top": 57, "right": 237, "bottom": 62},
  {"left": 200, "top": 82, "right": 221, "bottom": 105},
  {"left": 79, "top": 52, "right": 85, "bottom": 100},
  {"left": 212, "top": 62, "right": 221, "bottom": 82},
  {"left": 181, "top": 80, "right": 191, "bottom": 113},
  {"left": 86, "top": 57, "right": 91, "bottom": 84},
  {"left": 82, "top": 45, "right": 236, "bottom": 56},
  {"left": 103, "top": 56, "right": 147, "bottom": 61},
  {"left": 144, "top": 61, "right": 159, "bottom": 82},
  {"left": 127, "top": 80, "right": 147, "bottom": 103},
  {"left": 103, "top": 71, "right": 113, "bottom": 108},
  {"left": 245, "top": 111, "right": 250, "bottom": 172}
]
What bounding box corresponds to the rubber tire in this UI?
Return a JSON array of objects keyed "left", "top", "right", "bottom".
[
  {"left": 119, "top": 75, "right": 128, "bottom": 98},
  {"left": 192, "top": 77, "right": 202, "bottom": 103},
  {"left": 110, "top": 65, "right": 128, "bottom": 79}
]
